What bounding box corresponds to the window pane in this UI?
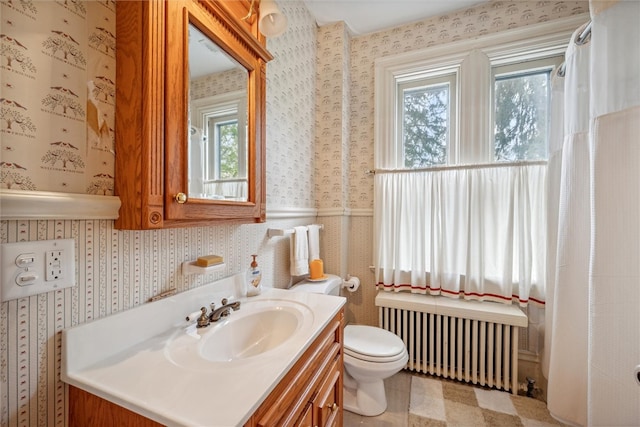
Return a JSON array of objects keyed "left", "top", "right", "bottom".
[
  {"left": 402, "top": 83, "right": 449, "bottom": 168},
  {"left": 217, "top": 120, "right": 239, "bottom": 179},
  {"left": 494, "top": 71, "right": 549, "bottom": 162}
]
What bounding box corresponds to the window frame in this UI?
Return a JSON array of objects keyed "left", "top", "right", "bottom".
[{"left": 374, "top": 15, "right": 586, "bottom": 170}]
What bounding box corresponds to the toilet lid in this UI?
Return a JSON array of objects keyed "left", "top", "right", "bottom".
[{"left": 344, "top": 325, "right": 406, "bottom": 362}]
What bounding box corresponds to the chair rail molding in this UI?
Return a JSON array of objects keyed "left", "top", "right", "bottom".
[
  {"left": 316, "top": 207, "right": 372, "bottom": 217},
  {"left": 266, "top": 206, "right": 318, "bottom": 219},
  {"left": 0, "top": 189, "right": 121, "bottom": 220}
]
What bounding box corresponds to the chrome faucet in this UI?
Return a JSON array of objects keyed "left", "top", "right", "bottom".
[
  {"left": 189, "top": 298, "right": 241, "bottom": 328},
  {"left": 209, "top": 298, "right": 241, "bottom": 322}
]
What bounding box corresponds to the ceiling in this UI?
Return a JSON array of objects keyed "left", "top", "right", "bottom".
[
  {"left": 301, "top": 0, "right": 484, "bottom": 35},
  {"left": 189, "top": 23, "right": 241, "bottom": 79}
]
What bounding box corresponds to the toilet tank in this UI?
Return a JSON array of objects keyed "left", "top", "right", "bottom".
[{"left": 289, "top": 274, "right": 341, "bottom": 296}]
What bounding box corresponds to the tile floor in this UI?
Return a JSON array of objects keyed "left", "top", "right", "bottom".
[{"left": 343, "top": 371, "right": 565, "bottom": 427}]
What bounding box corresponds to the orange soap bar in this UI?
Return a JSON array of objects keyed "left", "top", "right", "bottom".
[{"left": 196, "top": 255, "right": 223, "bottom": 267}]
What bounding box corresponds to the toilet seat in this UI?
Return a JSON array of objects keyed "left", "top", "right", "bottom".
[{"left": 344, "top": 325, "right": 406, "bottom": 363}]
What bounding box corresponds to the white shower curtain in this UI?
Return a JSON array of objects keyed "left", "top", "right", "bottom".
[
  {"left": 541, "top": 57, "right": 565, "bottom": 381},
  {"left": 587, "top": 1, "right": 640, "bottom": 424},
  {"left": 546, "top": 23, "right": 591, "bottom": 425},
  {"left": 545, "top": 1, "right": 640, "bottom": 425}
]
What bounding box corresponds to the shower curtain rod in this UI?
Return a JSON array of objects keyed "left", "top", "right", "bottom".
[
  {"left": 576, "top": 21, "right": 592, "bottom": 45},
  {"left": 558, "top": 21, "right": 592, "bottom": 77}
]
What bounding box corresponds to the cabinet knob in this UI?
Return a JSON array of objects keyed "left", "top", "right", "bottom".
[
  {"left": 327, "top": 402, "right": 337, "bottom": 411},
  {"left": 174, "top": 193, "right": 188, "bottom": 204}
]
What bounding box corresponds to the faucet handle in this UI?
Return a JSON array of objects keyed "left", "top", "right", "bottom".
[
  {"left": 225, "top": 298, "right": 241, "bottom": 311},
  {"left": 196, "top": 307, "right": 210, "bottom": 328},
  {"left": 186, "top": 309, "right": 202, "bottom": 322},
  {"left": 221, "top": 297, "right": 240, "bottom": 308}
]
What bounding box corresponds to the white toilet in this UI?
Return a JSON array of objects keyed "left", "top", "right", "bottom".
[{"left": 290, "top": 275, "right": 408, "bottom": 416}]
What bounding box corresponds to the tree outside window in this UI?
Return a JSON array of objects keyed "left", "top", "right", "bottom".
[
  {"left": 216, "top": 120, "right": 239, "bottom": 179},
  {"left": 494, "top": 70, "right": 550, "bottom": 162},
  {"left": 402, "top": 83, "right": 449, "bottom": 168}
]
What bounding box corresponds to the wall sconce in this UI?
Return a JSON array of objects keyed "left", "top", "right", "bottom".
[
  {"left": 244, "top": 0, "right": 288, "bottom": 37},
  {"left": 258, "top": 0, "right": 287, "bottom": 37}
]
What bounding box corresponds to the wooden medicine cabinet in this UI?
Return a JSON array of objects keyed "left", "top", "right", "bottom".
[{"left": 115, "top": 0, "right": 272, "bottom": 229}]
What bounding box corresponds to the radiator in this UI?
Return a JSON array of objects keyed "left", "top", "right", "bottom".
[{"left": 375, "top": 292, "right": 528, "bottom": 394}]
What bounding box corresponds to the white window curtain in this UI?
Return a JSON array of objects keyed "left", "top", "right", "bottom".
[{"left": 374, "top": 162, "right": 547, "bottom": 306}]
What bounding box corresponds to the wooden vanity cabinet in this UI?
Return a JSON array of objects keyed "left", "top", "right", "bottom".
[
  {"left": 68, "top": 386, "right": 163, "bottom": 427},
  {"left": 245, "top": 310, "right": 344, "bottom": 427}
]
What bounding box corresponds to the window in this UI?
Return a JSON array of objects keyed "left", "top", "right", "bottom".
[
  {"left": 376, "top": 19, "right": 575, "bottom": 168},
  {"left": 189, "top": 90, "right": 247, "bottom": 199},
  {"left": 493, "top": 57, "right": 562, "bottom": 162},
  {"left": 392, "top": 55, "right": 562, "bottom": 166},
  {"left": 206, "top": 114, "right": 241, "bottom": 181},
  {"left": 398, "top": 73, "right": 456, "bottom": 167}
]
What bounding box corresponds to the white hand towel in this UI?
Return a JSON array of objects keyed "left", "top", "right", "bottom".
[
  {"left": 290, "top": 226, "right": 309, "bottom": 276},
  {"left": 307, "top": 224, "right": 321, "bottom": 261}
]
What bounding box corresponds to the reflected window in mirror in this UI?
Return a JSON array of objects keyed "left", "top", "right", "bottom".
[
  {"left": 209, "top": 115, "right": 239, "bottom": 181},
  {"left": 188, "top": 22, "right": 248, "bottom": 202}
]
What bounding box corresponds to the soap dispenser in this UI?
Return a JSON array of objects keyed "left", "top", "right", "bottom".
[{"left": 246, "top": 254, "right": 262, "bottom": 297}]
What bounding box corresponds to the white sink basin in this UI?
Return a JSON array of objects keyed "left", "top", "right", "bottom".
[
  {"left": 201, "top": 305, "right": 300, "bottom": 361},
  {"left": 166, "top": 299, "right": 313, "bottom": 369}
]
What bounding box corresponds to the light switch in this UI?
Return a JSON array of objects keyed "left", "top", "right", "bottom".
[
  {"left": 1, "top": 239, "right": 75, "bottom": 302},
  {"left": 16, "top": 271, "right": 39, "bottom": 286},
  {"left": 15, "top": 253, "right": 36, "bottom": 268}
]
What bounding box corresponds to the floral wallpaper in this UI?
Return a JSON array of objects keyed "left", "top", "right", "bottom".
[
  {"left": 1, "top": 0, "right": 116, "bottom": 195},
  {"left": 315, "top": 22, "right": 350, "bottom": 210},
  {"left": 265, "top": 2, "right": 317, "bottom": 208},
  {"left": 191, "top": 68, "right": 246, "bottom": 100}
]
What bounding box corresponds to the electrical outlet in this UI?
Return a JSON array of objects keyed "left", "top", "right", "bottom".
[
  {"left": 1, "top": 239, "right": 75, "bottom": 302},
  {"left": 46, "top": 250, "right": 64, "bottom": 281}
]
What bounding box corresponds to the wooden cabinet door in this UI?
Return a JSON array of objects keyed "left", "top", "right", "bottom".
[
  {"left": 295, "top": 403, "right": 313, "bottom": 427},
  {"left": 313, "top": 357, "right": 342, "bottom": 427}
]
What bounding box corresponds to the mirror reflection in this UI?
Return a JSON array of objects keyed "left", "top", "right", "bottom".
[{"left": 188, "top": 23, "right": 249, "bottom": 201}]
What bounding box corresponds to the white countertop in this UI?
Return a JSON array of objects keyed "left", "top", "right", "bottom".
[{"left": 62, "top": 275, "right": 345, "bottom": 427}]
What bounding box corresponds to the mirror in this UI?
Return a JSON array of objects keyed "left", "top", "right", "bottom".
[{"left": 188, "top": 23, "right": 249, "bottom": 202}]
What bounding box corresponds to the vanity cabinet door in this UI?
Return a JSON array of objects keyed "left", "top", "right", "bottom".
[
  {"left": 313, "top": 357, "right": 342, "bottom": 427},
  {"left": 295, "top": 403, "right": 313, "bottom": 427}
]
